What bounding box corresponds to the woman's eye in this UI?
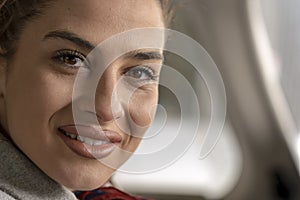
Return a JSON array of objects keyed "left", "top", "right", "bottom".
[
  {"left": 59, "top": 55, "right": 83, "bottom": 67},
  {"left": 52, "top": 50, "right": 85, "bottom": 69},
  {"left": 124, "top": 66, "right": 158, "bottom": 81}
]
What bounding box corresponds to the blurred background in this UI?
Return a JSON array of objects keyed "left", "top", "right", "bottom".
[{"left": 112, "top": 0, "right": 300, "bottom": 199}]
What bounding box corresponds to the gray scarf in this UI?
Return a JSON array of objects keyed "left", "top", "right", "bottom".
[{"left": 0, "top": 134, "right": 77, "bottom": 200}]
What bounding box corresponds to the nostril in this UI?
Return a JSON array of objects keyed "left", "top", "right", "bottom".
[{"left": 112, "top": 108, "right": 124, "bottom": 120}]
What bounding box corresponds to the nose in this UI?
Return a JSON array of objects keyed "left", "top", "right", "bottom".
[{"left": 94, "top": 71, "right": 124, "bottom": 122}]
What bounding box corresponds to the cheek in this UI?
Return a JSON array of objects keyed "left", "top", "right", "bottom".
[
  {"left": 5, "top": 63, "right": 73, "bottom": 140},
  {"left": 118, "top": 89, "right": 158, "bottom": 153},
  {"left": 128, "top": 88, "right": 158, "bottom": 127}
]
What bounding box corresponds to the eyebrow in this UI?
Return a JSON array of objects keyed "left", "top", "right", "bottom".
[
  {"left": 44, "top": 30, "right": 164, "bottom": 61},
  {"left": 44, "top": 30, "right": 95, "bottom": 50},
  {"left": 124, "top": 50, "right": 164, "bottom": 61}
]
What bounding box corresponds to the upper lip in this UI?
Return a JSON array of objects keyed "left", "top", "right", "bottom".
[{"left": 57, "top": 125, "right": 122, "bottom": 143}]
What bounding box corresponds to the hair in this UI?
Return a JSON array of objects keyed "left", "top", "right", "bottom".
[{"left": 0, "top": 0, "right": 174, "bottom": 58}]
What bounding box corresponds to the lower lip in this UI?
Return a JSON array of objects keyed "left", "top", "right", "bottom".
[{"left": 57, "top": 131, "right": 116, "bottom": 159}]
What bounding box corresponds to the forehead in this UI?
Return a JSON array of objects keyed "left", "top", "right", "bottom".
[{"left": 30, "top": 0, "right": 164, "bottom": 45}]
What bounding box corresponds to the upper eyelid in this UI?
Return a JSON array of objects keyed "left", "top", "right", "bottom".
[
  {"left": 50, "top": 49, "right": 88, "bottom": 71},
  {"left": 124, "top": 65, "right": 159, "bottom": 82},
  {"left": 51, "top": 49, "right": 160, "bottom": 72},
  {"left": 52, "top": 49, "right": 86, "bottom": 59},
  {"left": 122, "top": 65, "right": 156, "bottom": 74}
]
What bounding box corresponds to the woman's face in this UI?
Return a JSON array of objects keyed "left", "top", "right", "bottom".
[{"left": 0, "top": 0, "right": 164, "bottom": 190}]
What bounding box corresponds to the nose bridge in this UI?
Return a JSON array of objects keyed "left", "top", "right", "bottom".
[{"left": 95, "top": 70, "right": 123, "bottom": 122}]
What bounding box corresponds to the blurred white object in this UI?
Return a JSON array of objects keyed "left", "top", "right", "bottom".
[
  {"left": 112, "top": 119, "right": 242, "bottom": 199},
  {"left": 247, "top": 0, "right": 300, "bottom": 174}
]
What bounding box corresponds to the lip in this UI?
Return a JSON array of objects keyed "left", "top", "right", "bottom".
[{"left": 57, "top": 125, "right": 122, "bottom": 159}]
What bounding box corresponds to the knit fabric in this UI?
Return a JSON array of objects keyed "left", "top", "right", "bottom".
[
  {"left": 0, "top": 133, "right": 77, "bottom": 200},
  {"left": 0, "top": 132, "right": 154, "bottom": 200}
]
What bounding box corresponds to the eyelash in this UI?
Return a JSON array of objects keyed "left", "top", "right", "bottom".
[
  {"left": 124, "top": 65, "right": 158, "bottom": 82},
  {"left": 51, "top": 49, "right": 86, "bottom": 69},
  {"left": 51, "top": 49, "right": 159, "bottom": 82}
]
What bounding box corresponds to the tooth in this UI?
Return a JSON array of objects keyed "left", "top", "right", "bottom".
[
  {"left": 84, "top": 137, "right": 95, "bottom": 145},
  {"left": 77, "top": 135, "right": 84, "bottom": 142},
  {"left": 69, "top": 134, "right": 76, "bottom": 139},
  {"left": 93, "top": 140, "right": 107, "bottom": 146},
  {"left": 64, "top": 131, "right": 76, "bottom": 139},
  {"left": 67, "top": 133, "right": 110, "bottom": 146},
  {"left": 76, "top": 135, "right": 108, "bottom": 146}
]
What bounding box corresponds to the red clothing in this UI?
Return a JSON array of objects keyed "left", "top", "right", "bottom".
[{"left": 74, "top": 186, "right": 154, "bottom": 200}]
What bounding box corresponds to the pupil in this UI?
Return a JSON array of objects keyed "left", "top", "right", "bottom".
[
  {"left": 64, "top": 56, "right": 77, "bottom": 65},
  {"left": 132, "top": 70, "right": 142, "bottom": 78}
]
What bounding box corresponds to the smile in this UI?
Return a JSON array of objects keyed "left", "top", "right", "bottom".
[
  {"left": 57, "top": 125, "right": 122, "bottom": 159},
  {"left": 59, "top": 128, "right": 109, "bottom": 146}
]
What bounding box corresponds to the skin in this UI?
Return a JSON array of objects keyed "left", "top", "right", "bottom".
[{"left": 0, "top": 0, "right": 164, "bottom": 190}]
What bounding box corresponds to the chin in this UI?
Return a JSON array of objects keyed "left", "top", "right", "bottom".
[
  {"left": 59, "top": 176, "right": 108, "bottom": 191},
  {"left": 52, "top": 165, "right": 114, "bottom": 191}
]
